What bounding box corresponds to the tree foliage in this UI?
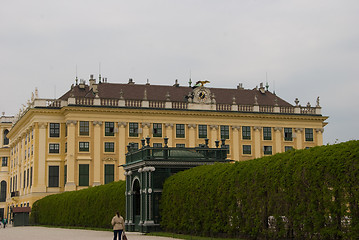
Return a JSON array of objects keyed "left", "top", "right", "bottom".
[
  {"left": 160, "top": 141, "right": 359, "bottom": 239},
  {"left": 30, "top": 181, "right": 126, "bottom": 228}
]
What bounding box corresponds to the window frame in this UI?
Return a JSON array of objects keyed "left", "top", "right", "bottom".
[
  {"left": 129, "top": 122, "right": 139, "bottom": 137},
  {"left": 242, "top": 126, "right": 251, "bottom": 140},
  {"left": 198, "top": 125, "right": 207, "bottom": 139},
  {"left": 263, "top": 127, "right": 272, "bottom": 141},
  {"left": 104, "top": 164, "right": 115, "bottom": 184},
  {"left": 263, "top": 146, "right": 273, "bottom": 155},
  {"left": 153, "top": 123, "right": 162, "bottom": 138},
  {"left": 243, "top": 145, "right": 252, "bottom": 155},
  {"left": 79, "top": 121, "right": 90, "bottom": 136},
  {"left": 49, "top": 143, "right": 60, "bottom": 154},
  {"left": 284, "top": 128, "right": 293, "bottom": 141},
  {"left": 104, "top": 142, "right": 115, "bottom": 152},
  {"left": 79, "top": 164, "right": 89, "bottom": 186},
  {"left": 79, "top": 142, "right": 90, "bottom": 152},
  {"left": 220, "top": 125, "right": 230, "bottom": 140},
  {"left": 105, "top": 122, "right": 115, "bottom": 136},
  {"left": 48, "top": 166, "right": 59, "bottom": 187},
  {"left": 49, "top": 123, "right": 60, "bottom": 138},
  {"left": 176, "top": 124, "right": 185, "bottom": 138},
  {"left": 305, "top": 128, "right": 314, "bottom": 142}
]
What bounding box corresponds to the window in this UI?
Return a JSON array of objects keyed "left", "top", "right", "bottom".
[
  {"left": 284, "top": 128, "right": 293, "bottom": 141},
  {"left": 105, "top": 164, "right": 114, "bottom": 184},
  {"left": 176, "top": 124, "right": 185, "bottom": 138},
  {"left": 3, "top": 129, "right": 9, "bottom": 145},
  {"left": 220, "top": 125, "right": 230, "bottom": 140},
  {"left": 263, "top": 146, "right": 272, "bottom": 155},
  {"left": 243, "top": 145, "right": 251, "bottom": 154},
  {"left": 224, "top": 144, "right": 230, "bottom": 154},
  {"left": 49, "top": 123, "right": 60, "bottom": 137},
  {"left": 242, "top": 126, "right": 251, "bottom": 140},
  {"left": 198, "top": 125, "right": 207, "bottom": 138},
  {"left": 65, "top": 142, "right": 67, "bottom": 153},
  {"left": 23, "top": 170, "right": 26, "bottom": 189},
  {"left": 48, "top": 166, "right": 59, "bottom": 187},
  {"left": 105, "top": 142, "right": 115, "bottom": 152},
  {"left": 79, "top": 121, "right": 89, "bottom": 136},
  {"left": 153, "top": 143, "right": 162, "bottom": 148},
  {"left": 64, "top": 165, "right": 67, "bottom": 186},
  {"left": 285, "top": 146, "right": 294, "bottom": 152},
  {"left": 105, "top": 122, "right": 115, "bottom": 136},
  {"left": 263, "top": 127, "right": 272, "bottom": 140},
  {"left": 2, "top": 157, "right": 8, "bottom": 167},
  {"left": 79, "top": 164, "right": 89, "bottom": 186},
  {"left": 305, "top": 128, "right": 313, "bottom": 142},
  {"left": 49, "top": 143, "right": 60, "bottom": 153},
  {"left": 129, "top": 123, "right": 139, "bottom": 137},
  {"left": 176, "top": 144, "right": 185, "bottom": 148},
  {"left": 129, "top": 142, "right": 139, "bottom": 151},
  {"left": 0, "top": 180, "right": 6, "bottom": 202},
  {"left": 30, "top": 167, "right": 33, "bottom": 187},
  {"left": 153, "top": 123, "right": 162, "bottom": 137},
  {"left": 79, "top": 142, "right": 90, "bottom": 152},
  {"left": 27, "top": 168, "right": 29, "bottom": 187}
]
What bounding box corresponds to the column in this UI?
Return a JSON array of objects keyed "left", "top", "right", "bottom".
[
  {"left": 232, "top": 126, "right": 240, "bottom": 161},
  {"left": 33, "top": 122, "right": 47, "bottom": 192},
  {"left": 253, "top": 126, "right": 262, "bottom": 158},
  {"left": 295, "top": 128, "right": 303, "bottom": 149},
  {"left": 165, "top": 123, "right": 173, "bottom": 147},
  {"left": 274, "top": 127, "right": 283, "bottom": 154},
  {"left": 92, "top": 121, "right": 102, "bottom": 186},
  {"left": 65, "top": 120, "right": 77, "bottom": 191},
  {"left": 316, "top": 128, "right": 324, "bottom": 146},
  {"left": 118, "top": 122, "right": 127, "bottom": 179},
  {"left": 209, "top": 125, "right": 218, "bottom": 148},
  {"left": 142, "top": 122, "right": 151, "bottom": 138},
  {"left": 0, "top": 127, "right": 3, "bottom": 148},
  {"left": 188, "top": 124, "right": 196, "bottom": 147},
  {"left": 144, "top": 166, "right": 155, "bottom": 226}
]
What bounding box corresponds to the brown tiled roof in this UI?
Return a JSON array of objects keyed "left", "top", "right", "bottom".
[{"left": 60, "top": 83, "right": 293, "bottom": 107}]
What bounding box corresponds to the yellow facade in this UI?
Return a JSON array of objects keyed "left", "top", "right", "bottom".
[{"left": 2, "top": 79, "right": 328, "bottom": 216}]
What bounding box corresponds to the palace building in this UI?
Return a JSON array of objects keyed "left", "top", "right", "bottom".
[{"left": 0, "top": 75, "right": 328, "bottom": 220}]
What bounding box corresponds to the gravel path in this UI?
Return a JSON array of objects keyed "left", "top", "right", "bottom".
[{"left": 0, "top": 225, "right": 181, "bottom": 240}]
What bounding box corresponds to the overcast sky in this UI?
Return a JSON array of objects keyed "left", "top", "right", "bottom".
[{"left": 1, "top": 0, "right": 358, "bottom": 144}]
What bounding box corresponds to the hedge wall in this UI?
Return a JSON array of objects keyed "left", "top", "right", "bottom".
[
  {"left": 30, "top": 180, "right": 126, "bottom": 228},
  {"left": 160, "top": 141, "right": 359, "bottom": 240}
]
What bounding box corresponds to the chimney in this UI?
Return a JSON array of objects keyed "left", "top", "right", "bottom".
[
  {"left": 173, "top": 79, "right": 179, "bottom": 87},
  {"left": 79, "top": 79, "right": 86, "bottom": 89},
  {"left": 237, "top": 83, "right": 244, "bottom": 90}
]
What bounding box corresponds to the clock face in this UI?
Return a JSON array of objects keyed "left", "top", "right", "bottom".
[
  {"left": 199, "top": 91, "right": 206, "bottom": 99},
  {"left": 192, "top": 87, "right": 212, "bottom": 104}
]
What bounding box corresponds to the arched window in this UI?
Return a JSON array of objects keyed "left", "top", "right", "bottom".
[
  {"left": 0, "top": 180, "right": 6, "bottom": 202},
  {"left": 3, "top": 129, "right": 9, "bottom": 145}
]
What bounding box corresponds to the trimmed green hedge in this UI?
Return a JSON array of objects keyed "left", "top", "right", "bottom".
[
  {"left": 160, "top": 141, "right": 359, "bottom": 239},
  {"left": 30, "top": 181, "right": 126, "bottom": 228}
]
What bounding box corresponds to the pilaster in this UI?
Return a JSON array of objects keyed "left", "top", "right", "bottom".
[
  {"left": 316, "top": 128, "right": 324, "bottom": 146},
  {"left": 165, "top": 123, "right": 173, "bottom": 147},
  {"left": 65, "top": 120, "right": 77, "bottom": 191},
  {"left": 274, "top": 127, "right": 283, "bottom": 153},
  {"left": 142, "top": 122, "right": 151, "bottom": 138},
  {"left": 92, "top": 121, "right": 102, "bottom": 186},
  {"left": 209, "top": 125, "right": 218, "bottom": 148},
  {"left": 188, "top": 124, "right": 196, "bottom": 147},
  {"left": 295, "top": 128, "right": 303, "bottom": 149},
  {"left": 118, "top": 122, "right": 127, "bottom": 177},
  {"left": 253, "top": 126, "right": 262, "bottom": 158},
  {"left": 33, "top": 122, "right": 47, "bottom": 192},
  {"left": 232, "top": 126, "right": 240, "bottom": 161}
]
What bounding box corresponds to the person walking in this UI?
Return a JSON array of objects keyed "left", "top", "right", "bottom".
[{"left": 111, "top": 212, "right": 125, "bottom": 240}]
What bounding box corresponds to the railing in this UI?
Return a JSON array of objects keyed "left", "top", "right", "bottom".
[
  {"left": 239, "top": 105, "right": 254, "bottom": 112},
  {"left": 76, "top": 98, "right": 93, "bottom": 105},
  {"left": 101, "top": 98, "right": 118, "bottom": 106},
  {"left": 0, "top": 116, "right": 15, "bottom": 123},
  {"left": 125, "top": 147, "right": 229, "bottom": 165},
  {"left": 172, "top": 102, "right": 188, "bottom": 109},
  {"left": 28, "top": 97, "right": 321, "bottom": 116},
  {"left": 149, "top": 101, "right": 165, "bottom": 108},
  {"left": 217, "top": 104, "right": 231, "bottom": 111},
  {"left": 259, "top": 106, "right": 274, "bottom": 113},
  {"left": 126, "top": 100, "right": 141, "bottom": 107}
]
